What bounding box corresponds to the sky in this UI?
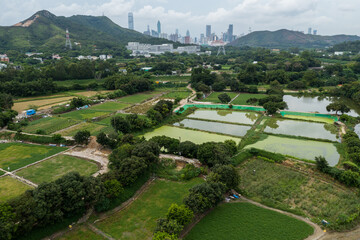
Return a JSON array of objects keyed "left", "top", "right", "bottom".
[{"left": 1, "top": 0, "right": 360, "bottom": 38}]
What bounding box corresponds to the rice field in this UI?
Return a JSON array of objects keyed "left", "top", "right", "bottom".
[
  {"left": 245, "top": 135, "right": 340, "bottom": 166},
  {"left": 143, "top": 126, "right": 241, "bottom": 144}
]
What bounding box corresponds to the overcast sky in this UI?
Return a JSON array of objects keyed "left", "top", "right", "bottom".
[{"left": 1, "top": 0, "right": 360, "bottom": 38}]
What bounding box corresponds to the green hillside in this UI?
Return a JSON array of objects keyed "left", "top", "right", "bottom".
[
  {"left": 0, "top": 10, "right": 172, "bottom": 52},
  {"left": 228, "top": 29, "right": 360, "bottom": 49}
]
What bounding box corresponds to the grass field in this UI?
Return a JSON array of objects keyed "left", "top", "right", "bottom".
[
  {"left": 58, "top": 225, "right": 104, "bottom": 240},
  {"left": 23, "top": 117, "right": 80, "bottom": 134},
  {"left": 185, "top": 202, "right": 313, "bottom": 240},
  {"left": 143, "top": 126, "right": 241, "bottom": 144},
  {"left": 200, "top": 92, "right": 238, "bottom": 103},
  {"left": 245, "top": 135, "right": 340, "bottom": 166},
  {"left": 57, "top": 122, "right": 108, "bottom": 136},
  {"left": 95, "top": 178, "right": 204, "bottom": 240},
  {"left": 161, "top": 91, "right": 192, "bottom": 99},
  {"left": 231, "top": 93, "right": 268, "bottom": 105},
  {"left": 283, "top": 115, "right": 335, "bottom": 124},
  {"left": 153, "top": 75, "right": 190, "bottom": 83},
  {"left": 13, "top": 96, "right": 74, "bottom": 112},
  {"left": 0, "top": 143, "right": 66, "bottom": 170},
  {"left": 117, "top": 91, "right": 162, "bottom": 104},
  {"left": 16, "top": 155, "right": 99, "bottom": 184},
  {"left": 0, "top": 176, "right": 32, "bottom": 202},
  {"left": 239, "top": 158, "right": 360, "bottom": 230},
  {"left": 61, "top": 109, "right": 112, "bottom": 121},
  {"left": 90, "top": 102, "right": 129, "bottom": 111}
]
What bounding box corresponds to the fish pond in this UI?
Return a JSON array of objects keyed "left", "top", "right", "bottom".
[
  {"left": 143, "top": 126, "right": 241, "bottom": 144},
  {"left": 174, "top": 119, "right": 251, "bottom": 137},
  {"left": 245, "top": 135, "right": 340, "bottom": 166},
  {"left": 187, "top": 109, "right": 260, "bottom": 125},
  {"left": 284, "top": 95, "right": 360, "bottom": 117},
  {"left": 264, "top": 119, "right": 338, "bottom": 141}
]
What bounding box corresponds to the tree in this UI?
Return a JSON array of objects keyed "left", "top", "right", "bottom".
[
  {"left": 218, "top": 93, "right": 231, "bottom": 104},
  {"left": 212, "top": 81, "right": 226, "bottom": 92},
  {"left": 179, "top": 141, "right": 198, "bottom": 158},
  {"left": 0, "top": 203, "right": 16, "bottom": 240},
  {"left": 111, "top": 116, "right": 131, "bottom": 133},
  {"left": 108, "top": 144, "right": 134, "bottom": 169},
  {"left": 104, "top": 179, "right": 123, "bottom": 198},
  {"left": 315, "top": 156, "right": 329, "bottom": 173},
  {"left": 210, "top": 165, "right": 240, "bottom": 190},
  {"left": 74, "top": 130, "right": 91, "bottom": 145},
  {"left": 0, "top": 93, "right": 13, "bottom": 110},
  {"left": 246, "top": 98, "right": 258, "bottom": 105},
  {"left": 166, "top": 204, "right": 194, "bottom": 226},
  {"left": 116, "top": 156, "right": 148, "bottom": 186},
  {"left": 197, "top": 142, "right": 231, "bottom": 167},
  {"left": 97, "top": 132, "right": 109, "bottom": 147},
  {"left": 153, "top": 232, "right": 178, "bottom": 240},
  {"left": 155, "top": 218, "right": 183, "bottom": 236},
  {"left": 326, "top": 103, "right": 350, "bottom": 115},
  {"left": 263, "top": 102, "right": 279, "bottom": 115}
]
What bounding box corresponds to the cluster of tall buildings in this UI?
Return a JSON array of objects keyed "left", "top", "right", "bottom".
[
  {"left": 127, "top": 12, "right": 237, "bottom": 45},
  {"left": 307, "top": 27, "right": 318, "bottom": 35}
]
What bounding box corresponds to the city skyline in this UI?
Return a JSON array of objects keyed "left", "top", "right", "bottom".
[{"left": 1, "top": 0, "right": 360, "bottom": 37}]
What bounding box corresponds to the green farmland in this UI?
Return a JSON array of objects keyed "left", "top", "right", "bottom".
[
  {"left": 0, "top": 176, "right": 33, "bottom": 202},
  {"left": 231, "top": 93, "right": 268, "bottom": 105},
  {"left": 117, "top": 91, "right": 162, "bottom": 104},
  {"left": 61, "top": 109, "right": 112, "bottom": 121},
  {"left": 200, "top": 92, "right": 238, "bottom": 103},
  {"left": 23, "top": 117, "right": 80, "bottom": 134},
  {"left": 185, "top": 202, "right": 313, "bottom": 240}
]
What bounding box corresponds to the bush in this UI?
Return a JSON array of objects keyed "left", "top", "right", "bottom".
[{"left": 218, "top": 93, "right": 231, "bottom": 103}]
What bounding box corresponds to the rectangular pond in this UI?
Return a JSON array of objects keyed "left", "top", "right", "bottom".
[
  {"left": 264, "top": 119, "right": 338, "bottom": 142},
  {"left": 174, "top": 119, "right": 251, "bottom": 137},
  {"left": 143, "top": 126, "right": 241, "bottom": 144},
  {"left": 245, "top": 135, "right": 340, "bottom": 166},
  {"left": 284, "top": 95, "right": 360, "bottom": 117},
  {"left": 187, "top": 109, "right": 260, "bottom": 125}
]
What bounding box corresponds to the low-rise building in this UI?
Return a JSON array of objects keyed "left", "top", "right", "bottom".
[
  {"left": 127, "top": 42, "right": 201, "bottom": 56},
  {"left": 0, "top": 54, "right": 10, "bottom": 62}
]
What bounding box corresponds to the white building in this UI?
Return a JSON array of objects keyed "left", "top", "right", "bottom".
[{"left": 127, "top": 42, "right": 201, "bottom": 56}]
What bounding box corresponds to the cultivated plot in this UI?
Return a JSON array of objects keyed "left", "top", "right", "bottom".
[
  {"left": 16, "top": 155, "right": 99, "bottom": 184},
  {"left": 200, "top": 92, "right": 238, "bottom": 103},
  {"left": 245, "top": 135, "right": 340, "bottom": 166},
  {"left": 90, "top": 102, "right": 129, "bottom": 111},
  {"left": 187, "top": 109, "right": 260, "bottom": 125},
  {"left": 117, "top": 91, "right": 162, "bottom": 104},
  {"left": 23, "top": 117, "right": 80, "bottom": 134},
  {"left": 57, "top": 122, "right": 108, "bottom": 137},
  {"left": 144, "top": 126, "right": 241, "bottom": 144},
  {"left": 61, "top": 109, "right": 112, "bottom": 121},
  {"left": 185, "top": 202, "right": 313, "bottom": 240},
  {"left": 0, "top": 176, "right": 32, "bottom": 202},
  {"left": 95, "top": 178, "right": 204, "bottom": 240},
  {"left": 13, "top": 96, "right": 73, "bottom": 112},
  {"left": 0, "top": 143, "right": 66, "bottom": 170},
  {"left": 264, "top": 118, "right": 338, "bottom": 141},
  {"left": 174, "top": 119, "right": 251, "bottom": 137},
  {"left": 231, "top": 93, "right": 268, "bottom": 105}
]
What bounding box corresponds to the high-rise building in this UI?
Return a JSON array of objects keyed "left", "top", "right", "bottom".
[
  {"left": 313, "top": 30, "right": 318, "bottom": 35},
  {"left": 206, "top": 25, "right": 211, "bottom": 38},
  {"left": 128, "top": 12, "right": 134, "bottom": 30},
  {"left": 308, "top": 27, "right": 312, "bottom": 34},
  {"left": 200, "top": 34, "right": 205, "bottom": 44},
  {"left": 228, "top": 24, "right": 233, "bottom": 42},
  {"left": 157, "top": 20, "right": 161, "bottom": 34},
  {"left": 176, "top": 29, "right": 179, "bottom": 35},
  {"left": 184, "top": 36, "right": 191, "bottom": 44},
  {"left": 144, "top": 25, "right": 151, "bottom": 36},
  {"left": 186, "top": 30, "right": 190, "bottom": 37}
]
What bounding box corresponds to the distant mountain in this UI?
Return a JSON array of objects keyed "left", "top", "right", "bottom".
[
  {"left": 228, "top": 29, "right": 360, "bottom": 49},
  {"left": 0, "top": 10, "right": 172, "bottom": 52}
]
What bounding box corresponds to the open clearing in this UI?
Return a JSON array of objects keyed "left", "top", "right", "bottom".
[
  {"left": 185, "top": 202, "right": 313, "bottom": 240},
  {"left": 23, "top": 117, "right": 80, "bottom": 134},
  {"left": 117, "top": 91, "right": 162, "bottom": 104},
  {"left": 16, "top": 155, "right": 99, "bottom": 184},
  {"left": 0, "top": 176, "right": 32, "bottom": 202},
  {"left": 58, "top": 225, "right": 105, "bottom": 240},
  {"left": 0, "top": 143, "right": 66, "bottom": 170},
  {"left": 200, "top": 92, "right": 238, "bottom": 103},
  {"left": 95, "top": 178, "right": 204, "bottom": 240},
  {"left": 187, "top": 109, "right": 260, "bottom": 125},
  {"left": 13, "top": 96, "right": 74, "bottom": 112},
  {"left": 90, "top": 102, "right": 129, "bottom": 111},
  {"left": 143, "top": 126, "right": 241, "bottom": 144},
  {"left": 231, "top": 93, "right": 268, "bottom": 105},
  {"left": 61, "top": 109, "right": 112, "bottom": 121},
  {"left": 245, "top": 135, "right": 340, "bottom": 166},
  {"left": 238, "top": 158, "right": 360, "bottom": 230}
]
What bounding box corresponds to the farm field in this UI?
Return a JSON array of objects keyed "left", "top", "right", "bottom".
[
  {"left": 174, "top": 119, "right": 251, "bottom": 137},
  {"left": 161, "top": 90, "right": 192, "bottom": 99},
  {"left": 70, "top": 90, "right": 112, "bottom": 97},
  {"left": 153, "top": 75, "right": 190, "bottom": 83},
  {"left": 23, "top": 117, "right": 80, "bottom": 134},
  {"left": 0, "top": 176, "right": 32, "bottom": 202},
  {"left": 95, "top": 178, "right": 204, "bottom": 240},
  {"left": 58, "top": 225, "right": 105, "bottom": 240},
  {"left": 53, "top": 79, "right": 106, "bottom": 87},
  {"left": 143, "top": 126, "right": 241, "bottom": 144},
  {"left": 238, "top": 159, "right": 360, "bottom": 229},
  {"left": 16, "top": 155, "right": 99, "bottom": 184},
  {"left": 231, "top": 93, "right": 268, "bottom": 105},
  {"left": 200, "top": 92, "right": 238, "bottom": 103},
  {"left": 0, "top": 143, "right": 66, "bottom": 170},
  {"left": 117, "top": 91, "right": 163, "bottom": 104},
  {"left": 124, "top": 100, "right": 155, "bottom": 114},
  {"left": 61, "top": 109, "right": 112, "bottom": 121},
  {"left": 90, "top": 102, "right": 129, "bottom": 111},
  {"left": 57, "top": 122, "right": 110, "bottom": 137},
  {"left": 13, "top": 96, "right": 74, "bottom": 112},
  {"left": 187, "top": 109, "right": 260, "bottom": 125},
  {"left": 245, "top": 135, "right": 340, "bottom": 166},
  {"left": 264, "top": 118, "right": 338, "bottom": 141},
  {"left": 283, "top": 115, "right": 335, "bottom": 124},
  {"left": 185, "top": 202, "right": 313, "bottom": 240}
]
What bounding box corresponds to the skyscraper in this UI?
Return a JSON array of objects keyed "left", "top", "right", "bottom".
[
  {"left": 313, "top": 30, "right": 318, "bottom": 35},
  {"left": 157, "top": 20, "right": 161, "bottom": 34},
  {"left": 206, "top": 25, "right": 211, "bottom": 38},
  {"left": 228, "top": 24, "right": 233, "bottom": 42},
  {"left": 186, "top": 30, "right": 190, "bottom": 37},
  {"left": 308, "top": 27, "right": 312, "bottom": 35},
  {"left": 128, "top": 12, "right": 134, "bottom": 30}
]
